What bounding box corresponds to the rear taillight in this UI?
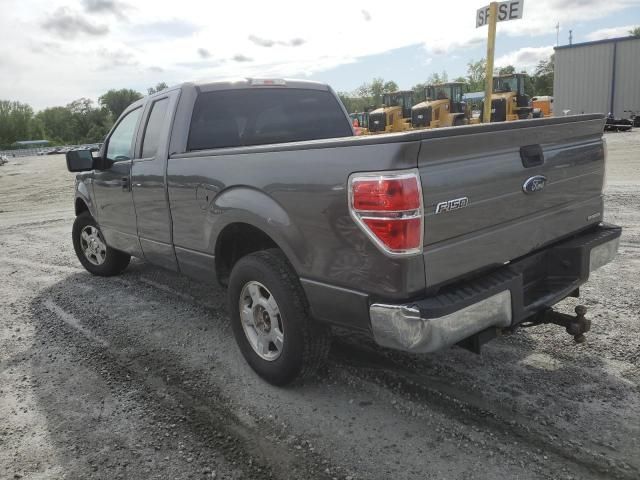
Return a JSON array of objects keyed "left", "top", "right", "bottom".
[{"left": 349, "top": 170, "right": 423, "bottom": 255}]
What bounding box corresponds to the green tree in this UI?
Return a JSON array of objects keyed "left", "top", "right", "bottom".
[
  {"left": 36, "top": 106, "right": 75, "bottom": 144},
  {"left": 466, "top": 59, "right": 486, "bottom": 92},
  {"left": 67, "top": 98, "right": 111, "bottom": 143},
  {"left": 382, "top": 80, "right": 399, "bottom": 93},
  {"left": 147, "top": 82, "right": 169, "bottom": 95},
  {"left": 369, "top": 78, "right": 385, "bottom": 106},
  {"left": 533, "top": 55, "right": 554, "bottom": 96},
  {"left": 99, "top": 88, "right": 143, "bottom": 119},
  {"left": 629, "top": 26, "right": 640, "bottom": 37},
  {"left": 498, "top": 65, "right": 515, "bottom": 75},
  {"left": 0, "top": 100, "right": 35, "bottom": 146},
  {"left": 352, "top": 78, "right": 400, "bottom": 107},
  {"left": 338, "top": 93, "right": 372, "bottom": 113}
]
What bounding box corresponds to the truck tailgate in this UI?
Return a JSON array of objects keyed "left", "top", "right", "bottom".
[{"left": 418, "top": 115, "right": 606, "bottom": 288}]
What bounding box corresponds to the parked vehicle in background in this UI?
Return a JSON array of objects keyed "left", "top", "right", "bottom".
[
  {"left": 531, "top": 96, "right": 553, "bottom": 118},
  {"left": 368, "top": 90, "right": 413, "bottom": 133},
  {"left": 605, "top": 113, "right": 633, "bottom": 132},
  {"left": 624, "top": 110, "right": 640, "bottom": 127},
  {"left": 411, "top": 82, "right": 470, "bottom": 129},
  {"left": 66, "top": 78, "right": 620, "bottom": 386},
  {"left": 481, "top": 73, "right": 532, "bottom": 122}
]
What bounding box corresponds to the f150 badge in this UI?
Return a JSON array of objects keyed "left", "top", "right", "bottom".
[
  {"left": 522, "top": 175, "right": 547, "bottom": 194},
  {"left": 435, "top": 197, "right": 469, "bottom": 214}
]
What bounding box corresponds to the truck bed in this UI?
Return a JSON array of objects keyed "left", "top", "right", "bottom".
[{"left": 169, "top": 114, "right": 605, "bottom": 299}]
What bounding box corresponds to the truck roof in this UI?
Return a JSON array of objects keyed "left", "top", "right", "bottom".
[{"left": 150, "top": 78, "right": 330, "bottom": 96}]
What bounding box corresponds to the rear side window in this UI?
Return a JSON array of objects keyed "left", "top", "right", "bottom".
[
  {"left": 187, "top": 88, "right": 352, "bottom": 151},
  {"left": 141, "top": 98, "right": 169, "bottom": 158}
]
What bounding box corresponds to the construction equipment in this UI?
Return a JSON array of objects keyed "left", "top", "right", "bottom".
[
  {"left": 604, "top": 113, "right": 633, "bottom": 132},
  {"left": 349, "top": 112, "right": 369, "bottom": 135},
  {"left": 411, "top": 82, "right": 469, "bottom": 129},
  {"left": 532, "top": 96, "right": 553, "bottom": 118},
  {"left": 368, "top": 90, "right": 413, "bottom": 133},
  {"left": 481, "top": 73, "right": 532, "bottom": 122}
]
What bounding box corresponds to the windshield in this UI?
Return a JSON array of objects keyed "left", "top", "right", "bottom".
[
  {"left": 494, "top": 76, "right": 522, "bottom": 95},
  {"left": 426, "top": 85, "right": 463, "bottom": 102}
]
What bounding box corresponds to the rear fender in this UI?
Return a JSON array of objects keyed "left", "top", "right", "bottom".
[{"left": 210, "top": 187, "right": 307, "bottom": 273}]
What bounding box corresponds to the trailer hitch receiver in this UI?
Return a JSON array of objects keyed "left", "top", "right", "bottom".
[{"left": 538, "top": 305, "right": 591, "bottom": 343}]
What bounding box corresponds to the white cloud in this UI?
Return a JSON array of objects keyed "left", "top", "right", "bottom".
[
  {"left": 495, "top": 46, "right": 555, "bottom": 72},
  {"left": 1, "top": 0, "right": 640, "bottom": 109},
  {"left": 586, "top": 25, "right": 636, "bottom": 41}
]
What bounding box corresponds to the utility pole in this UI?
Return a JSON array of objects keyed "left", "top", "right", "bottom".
[
  {"left": 475, "top": 0, "right": 524, "bottom": 123},
  {"left": 482, "top": 2, "right": 498, "bottom": 124},
  {"left": 569, "top": 30, "right": 573, "bottom": 45},
  {"left": 556, "top": 22, "right": 560, "bottom": 46}
]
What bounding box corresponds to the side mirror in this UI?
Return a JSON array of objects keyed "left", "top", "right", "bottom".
[{"left": 66, "top": 150, "right": 95, "bottom": 172}]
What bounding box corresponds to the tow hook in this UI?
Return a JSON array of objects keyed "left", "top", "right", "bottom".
[{"left": 538, "top": 305, "right": 591, "bottom": 343}]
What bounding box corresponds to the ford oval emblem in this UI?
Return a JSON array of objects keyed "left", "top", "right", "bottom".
[{"left": 522, "top": 175, "right": 547, "bottom": 194}]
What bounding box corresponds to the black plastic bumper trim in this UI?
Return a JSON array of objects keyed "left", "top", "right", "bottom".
[{"left": 405, "top": 223, "right": 621, "bottom": 325}]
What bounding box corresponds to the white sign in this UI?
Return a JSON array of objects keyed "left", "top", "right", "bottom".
[{"left": 476, "top": 0, "right": 524, "bottom": 28}]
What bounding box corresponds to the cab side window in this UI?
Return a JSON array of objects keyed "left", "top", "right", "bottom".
[
  {"left": 106, "top": 108, "right": 142, "bottom": 161},
  {"left": 141, "top": 98, "right": 169, "bottom": 158}
]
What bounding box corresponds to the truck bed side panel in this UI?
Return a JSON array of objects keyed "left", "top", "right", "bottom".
[{"left": 167, "top": 141, "right": 426, "bottom": 305}]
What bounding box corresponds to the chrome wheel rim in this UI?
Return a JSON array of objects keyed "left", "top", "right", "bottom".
[
  {"left": 80, "top": 225, "right": 107, "bottom": 266},
  {"left": 239, "top": 281, "right": 284, "bottom": 361}
]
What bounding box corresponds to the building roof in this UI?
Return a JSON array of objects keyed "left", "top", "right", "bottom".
[{"left": 555, "top": 35, "right": 640, "bottom": 50}]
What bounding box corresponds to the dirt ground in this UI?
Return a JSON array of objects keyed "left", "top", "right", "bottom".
[{"left": 1, "top": 130, "right": 639, "bottom": 480}]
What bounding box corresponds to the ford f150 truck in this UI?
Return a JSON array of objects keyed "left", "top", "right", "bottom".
[{"left": 66, "top": 79, "right": 621, "bottom": 385}]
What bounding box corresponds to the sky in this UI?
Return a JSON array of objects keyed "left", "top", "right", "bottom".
[{"left": 1, "top": 0, "right": 640, "bottom": 110}]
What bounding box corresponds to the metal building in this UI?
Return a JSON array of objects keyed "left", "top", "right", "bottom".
[{"left": 553, "top": 36, "right": 640, "bottom": 118}]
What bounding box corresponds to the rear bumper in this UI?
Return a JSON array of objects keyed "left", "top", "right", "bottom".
[{"left": 370, "top": 223, "right": 621, "bottom": 353}]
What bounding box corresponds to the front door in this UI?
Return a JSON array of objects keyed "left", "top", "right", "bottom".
[
  {"left": 92, "top": 106, "right": 143, "bottom": 255},
  {"left": 131, "top": 91, "right": 180, "bottom": 271}
]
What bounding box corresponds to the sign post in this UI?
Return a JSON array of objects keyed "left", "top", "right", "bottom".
[{"left": 476, "top": 0, "right": 525, "bottom": 123}]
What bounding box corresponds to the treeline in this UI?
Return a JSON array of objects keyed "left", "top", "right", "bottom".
[
  {"left": 0, "top": 82, "right": 168, "bottom": 149},
  {"left": 338, "top": 56, "right": 554, "bottom": 113}
]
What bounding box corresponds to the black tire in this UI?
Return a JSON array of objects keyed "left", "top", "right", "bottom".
[
  {"left": 72, "top": 211, "right": 130, "bottom": 276},
  {"left": 228, "top": 249, "right": 330, "bottom": 386}
]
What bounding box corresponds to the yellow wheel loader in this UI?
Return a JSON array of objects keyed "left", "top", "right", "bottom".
[
  {"left": 368, "top": 91, "right": 414, "bottom": 133},
  {"left": 480, "top": 73, "right": 532, "bottom": 122},
  {"left": 410, "top": 82, "right": 468, "bottom": 129}
]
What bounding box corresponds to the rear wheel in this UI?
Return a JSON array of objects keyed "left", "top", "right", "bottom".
[
  {"left": 72, "top": 212, "right": 130, "bottom": 276},
  {"left": 228, "top": 249, "right": 330, "bottom": 386}
]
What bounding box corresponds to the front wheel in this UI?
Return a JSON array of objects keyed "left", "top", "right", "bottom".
[
  {"left": 72, "top": 212, "right": 130, "bottom": 276},
  {"left": 228, "top": 249, "right": 330, "bottom": 386}
]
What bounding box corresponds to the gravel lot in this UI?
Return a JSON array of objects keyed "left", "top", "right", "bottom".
[{"left": 1, "top": 130, "right": 639, "bottom": 480}]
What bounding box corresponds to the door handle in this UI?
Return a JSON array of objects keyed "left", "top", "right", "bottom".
[
  {"left": 121, "top": 177, "right": 130, "bottom": 191},
  {"left": 520, "top": 144, "right": 544, "bottom": 168}
]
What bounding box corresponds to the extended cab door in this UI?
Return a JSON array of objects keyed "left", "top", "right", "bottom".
[
  {"left": 131, "top": 90, "right": 181, "bottom": 271},
  {"left": 93, "top": 105, "right": 143, "bottom": 256}
]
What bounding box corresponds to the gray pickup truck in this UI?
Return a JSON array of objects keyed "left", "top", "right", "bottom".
[{"left": 66, "top": 79, "right": 621, "bottom": 385}]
